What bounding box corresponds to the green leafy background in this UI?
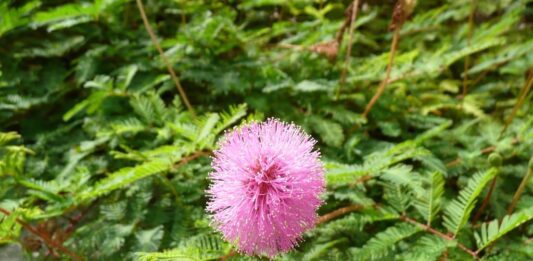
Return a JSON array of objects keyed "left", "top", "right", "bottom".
[{"left": 0, "top": 0, "right": 532, "bottom": 260}]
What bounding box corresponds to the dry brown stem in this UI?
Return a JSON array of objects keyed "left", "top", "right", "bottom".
[
  {"left": 462, "top": 0, "right": 477, "bottom": 98},
  {"left": 316, "top": 204, "right": 365, "bottom": 225},
  {"left": 0, "top": 207, "right": 83, "bottom": 261},
  {"left": 336, "top": 0, "right": 361, "bottom": 100},
  {"left": 135, "top": 0, "right": 195, "bottom": 117},
  {"left": 507, "top": 162, "right": 532, "bottom": 214},
  {"left": 361, "top": 26, "right": 401, "bottom": 118},
  {"left": 400, "top": 216, "right": 479, "bottom": 260},
  {"left": 499, "top": 71, "right": 533, "bottom": 138},
  {"left": 361, "top": 0, "right": 408, "bottom": 119}
]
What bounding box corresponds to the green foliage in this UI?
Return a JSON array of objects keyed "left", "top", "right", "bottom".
[
  {"left": 397, "top": 234, "right": 452, "bottom": 261},
  {"left": 351, "top": 223, "right": 422, "bottom": 260},
  {"left": 1, "top": 0, "right": 532, "bottom": 260},
  {"left": 413, "top": 171, "right": 445, "bottom": 225},
  {"left": 474, "top": 207, "right": 533, "bottom": 252},
  {"left": 443, "top": 168, "right": 499, "bottom": 237},
  {"left": 136, "top": 234, "right": 228, "bottom": 261}
]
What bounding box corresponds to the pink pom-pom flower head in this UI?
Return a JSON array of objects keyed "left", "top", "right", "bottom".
[{"left": 206, "top": 119, "right": 325, "bottom": 257}]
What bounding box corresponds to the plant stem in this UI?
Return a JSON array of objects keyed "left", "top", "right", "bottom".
[
  {"left": 472, "top": 176, "right": 497, "bottom": 224},
  {"left": 0, "top": 208, "right": 83, "bottom": 261},
  {"left": 361, "top": 27, "right": 401, "bottom": 118},
  {"left": 164, "top": 150, "right": 212, "bottom": 202},
  {"left": 400, "top": 216, "right": 479, "bottom": 260},
  {"left": 507, "top": 160, "right": 533, "bottom": 214},
  {"left": 336, "top": 0, "right": 360, "bottom": 100},
  {"left": 316, "top": 204, "right": 364, "bottom": 225},
  {"left": 220, "top": 248, "right": 236, "bottom": 261},
  {"left": 135, "top": 0, "right": 195, "bottom": 117},
  {"left": 499, "top": 71, "right": 533, "bottom": 138},
  {"left": 172, "top": 150, "right": 212, "bottom": 170},
  {"left": 462, "top": 0, "right": 477, "bottom": 98},
  {"left": 317, "top": 206, "right": 480, "bottom": 260}
]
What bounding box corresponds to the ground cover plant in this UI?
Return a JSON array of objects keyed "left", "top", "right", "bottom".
[{"left": 0, "top": 0, "right": 532, "bottom": 260}]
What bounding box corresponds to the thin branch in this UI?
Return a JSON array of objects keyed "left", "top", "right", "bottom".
[
  {"left": 135, "top": 0, "right": 195, "bottom": 117},
  {"left": 316, "top": 204, "right": 365, "bottom": 225},
  {"left": 499, "top": 71, "right": 533, "bottom": 138},
  {"left": 472, "top": 176, "right": 497, "bottom": 224},
  {"left": 445, "top": 137, "right": 519, "bottom": 168},
  {"left": 400, "top": 216, "right": 479, "bottom": 260},
  {"left": 361, "top": 26, "right": 400, "bottom": 119},
  {"left": 0, "top": 208, "right": 83, "bottom": 261},
  {"left": 220, "top": 248, "right": 236, "bottom": 261},
  {"left": 362, "top": 0, "right": 407, "bottom": 119},
  {"left": 336, "top": 0, "right": 360, "bottom": 100},
  {"left": 172, "top": 150, "right": 212, "bottom": 169},
  {"left": 274, "top": 2, "right": 362, "bottom": 61},
  {"left": 461, "top": 0, "right": 477, "bottom": 98},
  {"left": 316, "top": 205, "right": 480, "bottom": 259},
  {"left": 163, "top": 150, "right": 212, "bottom": 201},
  {"left": 507, "top": 161, "right": 533, "bottom": 214},
  {"left": 335, "top": 2, "right": 355, "bottom": 44}
]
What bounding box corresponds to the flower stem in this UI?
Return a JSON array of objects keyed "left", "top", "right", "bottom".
[
  {"left": 400, "top": 216, "right": 479, "bottom": 260},
  {"left": 462, "top": 0, "right": 477, "bottom": 98},
  {"left": 135, "top": 0, "right": 195, "bottom": 117},
  {"left": 507, "top": 159, "right": 533, "bottom": 214},
  {"left": 0, "top": 207, "right": 83, "bottom": 261},
  {"left": 317, "top": 204, "right": 364, "bottom": 225},
  {"left": 336, "top": 0, "right": 360, "bottom": 100},
  {"left": 499, "top": 70, "right": 533, "bottom": 138}
]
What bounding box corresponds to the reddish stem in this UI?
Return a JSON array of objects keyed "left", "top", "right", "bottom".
[
  {"left": 316, "top": 204, "right": 364, "bottom": 225},
  {"left": 400, "top": 216, "right": 479, "bottom": 260},
  {"left": 361, "top": 26, "right": 400, "bottom": 119},
  {"left": 0, "top": 208, "right": 83, "bottom": 261},
  {"left": 336, "top": 0, "right": 361, "bottom": 100},
  {"left": 472, "top": 176, "right": 497, "bottom": 224},
  {"left": 135, "top": 0, "right": 195, "bottom": 117},
  {"left": 173, "top": 150, "right": 212, "bottom": 169}
]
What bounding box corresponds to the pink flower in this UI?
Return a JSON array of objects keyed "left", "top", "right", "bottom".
[{"left": 206, "top": 119, "right": 325, "bottom": 257}]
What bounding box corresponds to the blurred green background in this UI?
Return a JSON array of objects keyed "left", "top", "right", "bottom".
[{"left": 0, "top": 0, "right": 532, "bottom": 260}]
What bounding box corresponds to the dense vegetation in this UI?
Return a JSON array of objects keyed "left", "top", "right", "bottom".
[{"left": 1, "top": 0, "right": 532, "bottom": 260}]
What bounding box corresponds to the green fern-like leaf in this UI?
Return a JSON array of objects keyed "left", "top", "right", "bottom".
[
  {"left": 352, "top": 223, "right": 421, "bottom": 260},
  {"left": 0, "top": 132, "right": 21, "bottom": 147},
  {"left": 312, "top": 208, "right": 400, "bottom": 238},
  {"left": 326, "top": 141, "right": 430, "bottom": 185},
  {"left": 325, "top": 161, "right": 367, "bottom": 185},
  {"left": 398, "top": 234, "right": 452, "bottom": 261},
  {"left": 0, "top": 132, "right": 32, "bottom": 177},
  {"left": 413, "top": 171, "right": 445, "bottom": 225},
  {"left": 474, "top": 207, "right": 533, "bottom": 252},
  {"left": 308, "top": 115, "right": 344, "bottom": 147},
  {"left": 0, "top": 209, "right": 21, "bottom": 244},
  {"left": 381, "top": 164, "right": 424, "bottom": 197},
  {"left": 443, "top": 168, "right": 498, "bottom": 237},
  {"left": 136, "top": 233, "right": 227, "bottom": 261},
  {"left": 76, "top": 159, "right": 170, "bottom": 202},
  {"left": 213, "top": 103, "right": 247, "bottom": 134},
  {"left": 0, "top": 207, "right": 42, "bottom": 244},
  {"left": 329, "top": 187, "right": 375, "bottom": 207},
  {"left": 194, "top": 113, "right": 220, "bottom": 146},
  {"left": 302, "top": 238, "right": 348, "bottom": 260}
]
